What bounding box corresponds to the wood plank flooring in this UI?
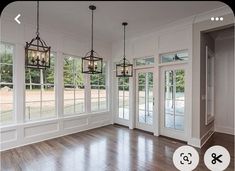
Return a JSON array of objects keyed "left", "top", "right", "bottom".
[{"left": 1, "top": 125, "right": 234, "bottom": 171}]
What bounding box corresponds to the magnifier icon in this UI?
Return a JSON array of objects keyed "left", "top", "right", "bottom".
[{"left": 183, "top": 156, "right": 189, "bottom": 162}]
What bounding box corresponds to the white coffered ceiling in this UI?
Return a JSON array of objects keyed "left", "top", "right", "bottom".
[{"left": 2, "top": 1, "right": 226, "bottom": 43}]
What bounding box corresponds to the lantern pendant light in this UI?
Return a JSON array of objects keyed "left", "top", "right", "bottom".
[
  {"left": 82, "top": 5, "right": 103, "bottom": 74},
  {"left": 116, "top": 22, "right": 133, "bottom": 77},
  {"left": 25, "top": 1, "right": 51, "bottom": 69}
]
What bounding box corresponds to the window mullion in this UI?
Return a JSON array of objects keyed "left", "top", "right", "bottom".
[
  {"left": 40, "top": 84, "right": 42, "bottom": 119},
  {"left": 73, "top": 59, "right": 76, "bottom": 113},
  {"left": 123, "top": 82, "right": 125, "bottom": 119}
]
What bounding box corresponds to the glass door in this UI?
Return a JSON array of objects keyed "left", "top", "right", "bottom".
[
  {"left": 160, "top": 65, "right": 187, "bottom": 141},
  {"left": 136, "top": 68, "right": 154, "bottom": 132},
  {"left": 115, "top": 77, "right": 130, "bottom": 126}
]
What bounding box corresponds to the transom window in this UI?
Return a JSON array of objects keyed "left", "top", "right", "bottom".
[
  {"left": 160, "top": 50, "right": 188, "bottom": 64},
  {"left": 135, "top": 57, "right": 154, "bottom": 67},
  {"left": 25, "top": 53, "right": 56, "bottom": 121},
  {"left": 118, "top": 77, "right": 129, "bottom": 120},
  {"left": 90, "top": 62, "right": 107, "bottom": 112},
  {"left": 0, "top": 42, "right": 14, "bottom": 125},
  {"left": 63, "top": 55, "right": 85, "bottom": 115}
]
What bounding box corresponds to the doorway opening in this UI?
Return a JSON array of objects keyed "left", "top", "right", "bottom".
[
  {"left": 135, "top": 68, "right": 154, "bottom": 132},
  {"left": 202, "top": 26, "right": 234, "bottom": 135}
]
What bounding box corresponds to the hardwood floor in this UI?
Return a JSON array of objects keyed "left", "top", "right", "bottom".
[{"left": 1, "top": 125, "right": 234, "bottom": 171}]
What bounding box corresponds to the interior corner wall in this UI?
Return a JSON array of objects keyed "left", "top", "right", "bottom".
[{"left": 214, "top": 34, "right": 234, "bottom": 135}]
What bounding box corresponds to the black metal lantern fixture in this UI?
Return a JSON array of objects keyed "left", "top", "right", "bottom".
[
  {"left": 25, "top": 1, "right": 51, "bottom": 69},
  {"left": 82, "top": 5, "right": 103, "bottom": 74},
  {"left": 116, "top": 22, "right": 133, "bottom": 77}
]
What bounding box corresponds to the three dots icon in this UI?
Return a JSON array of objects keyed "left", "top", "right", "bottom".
[{"left": 211, "top": 17, "right": 223, "bottom": 21}]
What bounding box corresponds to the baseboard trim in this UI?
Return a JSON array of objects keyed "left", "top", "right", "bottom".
[
  {"left": 188, "top": 138, "right": 201, "bottom": 148},
  {"left": 188, "top": 126, "right": 215, "bottom": 148},
  {"left": 215, "top": 126, "right": 235, "bottom": 135},
  {"left": 200, "top": 126, "right": 215, "bottom": 148}
]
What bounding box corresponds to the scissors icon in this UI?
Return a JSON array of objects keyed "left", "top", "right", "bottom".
[{"left": 211, "top": 153, "right": 223, "bottom": 164}]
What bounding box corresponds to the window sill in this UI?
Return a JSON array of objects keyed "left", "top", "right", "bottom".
[
  {"left": 63, "top": 110, "right": 110, "bottom": 119},
  {"left": 0, "top": 111, "right": 110, "bottom": 130}
]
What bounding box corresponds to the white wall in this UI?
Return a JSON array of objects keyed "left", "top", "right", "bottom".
[
  {"left": 0, "top": 18, "right": 112, "bottom": 151},
  {"left": 112, "top": 6, "right": 233, "bottom": 147},
  {"left": 111, "top": 17, "right": 193, "bottom": 143},
  {"left": 214, "top": 32, "right": 234, "bottom": 135}
]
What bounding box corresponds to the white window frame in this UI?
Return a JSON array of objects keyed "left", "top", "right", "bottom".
[
  {"left": 159, "top": 50, "right": 189, "bottom": 66},
  {"left": 117, "top": 77, "right": 130, "bottom": 120},
  {"left": 90, "top": 61, "right": 108, "bottom": 112},
  {"left": 63, "top": 54, "right": 86, "bottom": 116},
  {"left": 134, "top": 56, "right": 155, "bottom": 69},
  {"left": 0, "top": 42, "right": 15, "bottom": 125},
  {"left": 24, "top": 53, "right": 56, "bottom": 122}
]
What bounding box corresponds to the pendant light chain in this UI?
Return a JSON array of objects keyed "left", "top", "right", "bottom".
[
  {"left": 36, "top": 1, "right": 39, "bottom": 36},
  {"left": 123, "top": 23, "right": 127, "bottom": 67},
  {"left": 123, "top": 24, "right": 126, "bottom": 60},
  {"left": 91, "top": 8, "right": 94, "bottom": 51}
]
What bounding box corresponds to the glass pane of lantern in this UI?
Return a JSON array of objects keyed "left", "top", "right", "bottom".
[
  {"left": 82, "top": 56, "right": 102, "bottom": 74},
  {"left": 26, "top": 40, "right": 50, "bottom": 69},
  {"left": 116, "top": 64, "right": 133, "bottom": 77}
]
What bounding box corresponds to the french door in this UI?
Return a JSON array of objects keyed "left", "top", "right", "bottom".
[
  {"left": 160, "top": 65, "right": 187, "bottom": 141},
  {"left": 135, "top": 68, "right": 154, "bottom": 132}
]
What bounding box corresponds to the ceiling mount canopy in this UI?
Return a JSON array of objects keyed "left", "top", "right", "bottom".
[
  {"left": 82, "top": 5, "right": 103, "bottom": 74},
  {"left": 25, "top": 1, "right": 51, "bottom": 69},
  {"left": 116, "top": 22, "right": 133, "bottom": 77}
]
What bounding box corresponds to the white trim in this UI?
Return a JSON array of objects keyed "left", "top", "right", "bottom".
[
  {"left": 200, "top": 126, "right": 215, "bottom": 147},
  {"left": 158, "top": 61, "right": 188, "bottom": 67},
  {"left": 188, "top": 138, "right": 201, "bottom": 148},
  {"left": 135, "top": 68, "right": 154, "bottom": 132},
  {"left": 0, "top": 42, "right": 16, "bottom": 126},
  {"left": 114, "top": 75, "right": 131, "bottom": 127},
  {"left": 1, "top": 121, "right": 111, "bottom": 152},
  {"left": 0, "top": 112, "right": 112, "bottom": 151},
  {"left": 194, "top": 6, "right": 233, "bottom": 24},
  {"left": 134, "top": 65, "right": 154, "bottom": 70},
  {"left": 159, "top": 64, "right": 188, "bottom": 141},
  {"left": 188, "top": 126, "right": 215, "bottom": 148},
  {"left": 215, "top": 126, "right": 235, "bottom": 135}
]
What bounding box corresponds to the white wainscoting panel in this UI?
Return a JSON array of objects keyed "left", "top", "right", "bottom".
[
  {"left": 24, "top": 122, "right": 59, "bottom": 138},
  {"left": 1, "top": 129, "right": 17, "bottom": 143},
  {"left": 63, "top": 117, "right": 88, "bottom": 130},
  {"left": 0, "top": 113, "right": 111, "bottom": 151}
]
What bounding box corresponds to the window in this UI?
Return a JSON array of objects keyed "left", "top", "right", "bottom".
[
  {"left": 160, "top": 51, "right": 188, "bottom": 64},
  {"left": 0, "top": 42, "right": 14, "bottom": 125},
  {"left": 135, "top": 57, "right": 154, "bottom": 66},
  {"left": 118, "top": 77, "right": 129, "bottom": 120},
  {"left": 25, "top": 53, "right": 56, "bottom": 121},
  {"left": 90, "top": 62, "right": 107, "bottom": 112},
  {"left": 63, "top": 55, "right": 85, "bottom": 115}
]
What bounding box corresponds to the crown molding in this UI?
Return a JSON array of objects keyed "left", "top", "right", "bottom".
[{"left": 194, "top": 5, "right": 234, "bottom": 24}]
